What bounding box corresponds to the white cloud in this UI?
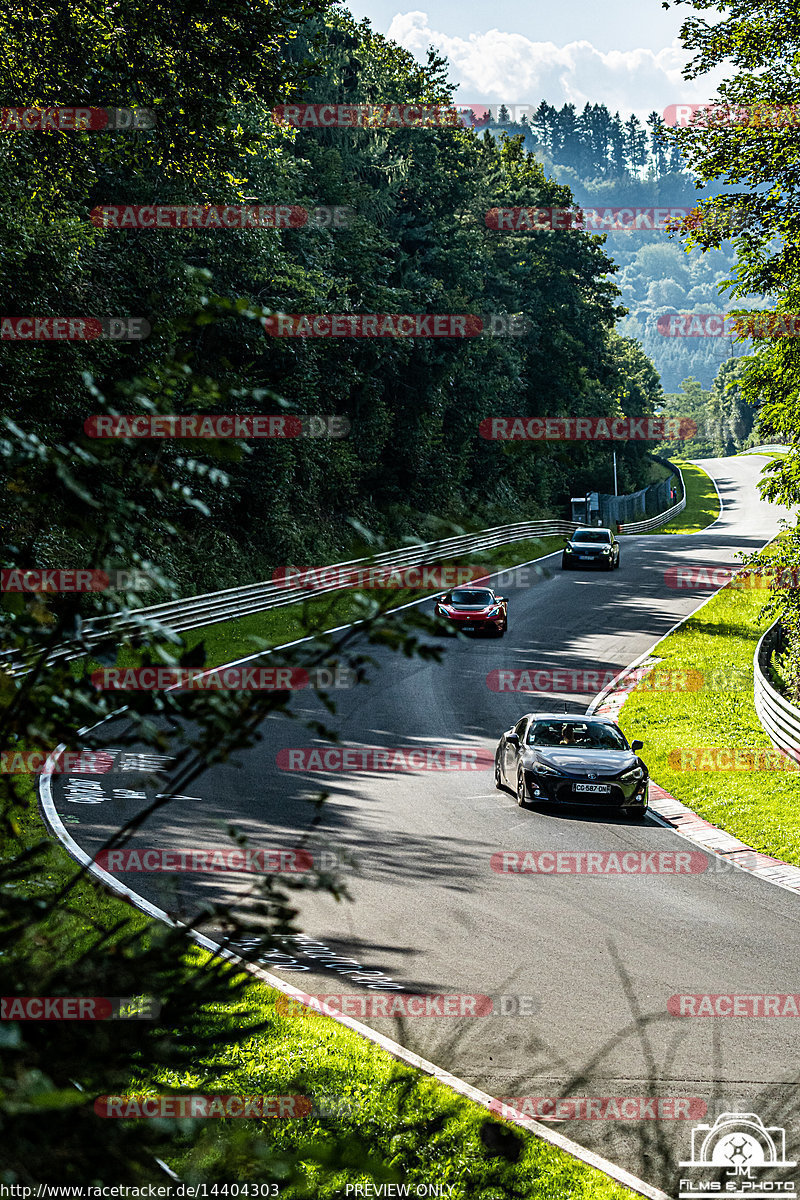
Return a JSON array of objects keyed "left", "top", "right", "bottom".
[{"left": 386, "top": 12, "right": 725, "bottom": 120}]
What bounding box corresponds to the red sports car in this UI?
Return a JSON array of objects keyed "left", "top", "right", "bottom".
[{"left": 434, "top": 586, "right": 508, "bottom": 637}]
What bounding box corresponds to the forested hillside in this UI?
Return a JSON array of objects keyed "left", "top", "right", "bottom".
[
  {"left": 478, "top": 102, "right": 767, "bottom": 389},
  {"left": 0, "top": 5, "right": 665, "bottom": 597}
]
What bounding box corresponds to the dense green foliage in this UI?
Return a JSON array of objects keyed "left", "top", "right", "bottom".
[
  {"left": 655, "top": 359, "right": 761, "bottom": 458},
  {"left": 662, "top": 0, "right": 800, "bottom": 670},
  {"left": 0, "top": 0, "right": 669, "bottom": 1187},
  {"left": 481, "top": 102, "right": 769, "bottom": 390},
  {"left": 0, "top": 4, "right": 669, "bottom": 600}
]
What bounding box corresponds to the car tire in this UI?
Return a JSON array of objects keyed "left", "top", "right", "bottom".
[
  {"left": 561, "top": 558, "right": 570, "bottom": 570},
  {"left": 495, "top": 756, "right": 505, "bottom": 790},
  {"left": 516, "top": 768, "right": 528, "bottom": 807},
  {"left": 628, "top": 807, "right": 648, "bottom": 822},
  {"left": 615, "top": 554, "right": 621, "bottom": 569}
]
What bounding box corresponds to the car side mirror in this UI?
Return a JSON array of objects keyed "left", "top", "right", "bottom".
[
  {"left": 497, "top": 596, "right": 508, "bottom": 603},
  {"left": 506, "top": 732, "right": 519, "bottom": 745},
  {"left": 631, "top": 740, "right": 643, "bottom": 752}
]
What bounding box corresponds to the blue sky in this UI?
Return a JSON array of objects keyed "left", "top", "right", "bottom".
[{"left": 343, "top": 0, "right": 726, "bottom": 121}]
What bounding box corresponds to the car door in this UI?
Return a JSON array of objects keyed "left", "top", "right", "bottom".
[{"left": 505, "top": 716, "right": 529, "bottom": 777}]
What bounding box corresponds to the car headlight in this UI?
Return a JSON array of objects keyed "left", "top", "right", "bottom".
[
  {"left": 601, "top": 546, "right": 612, "bottom": 554},
  {"left": 565, "top": 545, "right": 574, "bottom": 554},
  {"left": 486, "top": 606, "right": 500, "bottom": 616},
  {"left": 533, "top": 761, "right": 563, "bottom": 776},
  {"left": 620, "top": 766, "right": 644, "bottom": 782}
]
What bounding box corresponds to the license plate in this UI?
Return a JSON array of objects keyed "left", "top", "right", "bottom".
[
  {"left": 573, "top": 783, "right": 611, "bottom": 794},
  {"left": 579, "top": 555, "right": 593, "bottom": 560},
  {"left": 462, "top": 625, "right": 474, "bottom": 631}
]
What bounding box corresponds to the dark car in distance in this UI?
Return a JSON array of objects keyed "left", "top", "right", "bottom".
[
  {"left": 434, "top": 586, "right": 508, "bottom": 637},
  {"left": 494, "top": 713, "right": 649, "bottom": 819},
  {"left": 562, "top": 527, "right": 620, "bottom": 570}
]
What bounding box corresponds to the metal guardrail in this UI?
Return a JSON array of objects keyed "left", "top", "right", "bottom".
[
  {"left": 9, "top": 465, "right": 691, "bottom": 673},
  {"left": 738, "top": 443, "right": 789, "bottom": 454},
  {"left": 617, "top": 463, "right": 686, "bottom": 535},
  {"left": 754, "top": 619, "right": 800, "bottom": 760},
  {"left": 9, "top": 519, "right": 581, "bottom": 673}
]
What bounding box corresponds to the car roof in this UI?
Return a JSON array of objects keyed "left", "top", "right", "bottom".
[
  {"left": 572, "top": 527, "right": 612, "bottom": 535},
  {"left": 522, "top": 712, "right": 619, "bottom": 726}
]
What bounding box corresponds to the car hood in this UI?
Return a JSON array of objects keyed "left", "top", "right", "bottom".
[
  {"left": 443, "top": 603, "right": 495, "bottom": 612},
  {"left": 527, "top": 748, "right": 639, "bottom": 775}
]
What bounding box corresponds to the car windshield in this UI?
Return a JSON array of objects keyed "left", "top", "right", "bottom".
[
  {"left": 449, "top": 590, "right": 493, "bottom": 605},
  {"left": 572, "top": 531, "right": 611, "bottom": 543},
  {"left": 527, "top": 720, "right": 628, "bottom": 750}
]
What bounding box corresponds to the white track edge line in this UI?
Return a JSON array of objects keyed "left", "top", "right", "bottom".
[{"left": 38, "top": 745, "right": 667, "bottom": 1200}]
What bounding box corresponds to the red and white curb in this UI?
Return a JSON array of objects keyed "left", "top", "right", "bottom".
[
  {"left": 589, "top": 647, "right": 800, "bottom": 900},
  {"left": 39, "top": 746, "right": 666, "bottom": 1200}
]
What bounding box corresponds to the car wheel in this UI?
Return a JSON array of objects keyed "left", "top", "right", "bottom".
[
  {"left": 615, "top": 554, "right": 621, "bottom": 569},
  {"left": 628, "top": 807, "right": 648, "bottom": 822},
  {"left": 494, "top": 756, "right": 504, "bottom": 790},
  {"left": 561, "top": 558, "right": 570, "bottom": 570},
  {"left": 516, "top": 768, "right": 528, "bottom": 807}
]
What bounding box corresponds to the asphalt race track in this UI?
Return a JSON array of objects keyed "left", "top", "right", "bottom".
[{"left": 46, "top": 454, "right": 800, "bottom": 1193}]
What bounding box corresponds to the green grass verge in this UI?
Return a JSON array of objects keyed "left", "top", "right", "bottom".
[
  {"left": 73, "top": 536, "right": 566, "bottom": 677},
  {"left": 4, "top": 766, "right": 636, "bottom": 1195},
  {"left": 618, "top": 543, "right": 800, "bottom": 868},
  {"left": 648, "top": 461, "right": 719, "bottom": 535},
  {"left": 147, "top": 951, "right": 638, "bottom": 1197}
]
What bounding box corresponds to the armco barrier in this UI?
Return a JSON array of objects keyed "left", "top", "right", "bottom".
[
  {"left": 6, "top": 520, "right": 580, "bottom": 673},
  {"left": 7, "top": 466, "right": 689, "bottom": 673},
  {"left": 618, "top": 463, "right": 686, "bottom": 535},
  {"left": 754, "top": 619, "right": 800, "bottom": 759}
]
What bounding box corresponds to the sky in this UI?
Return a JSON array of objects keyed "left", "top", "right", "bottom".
[{"left": 343, "top": 0, "right": 726, "bottom": 121}]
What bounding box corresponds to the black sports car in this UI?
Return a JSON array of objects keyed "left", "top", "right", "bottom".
[
  {"left": 434, "top": 587, "right": 508, "bottom": 637},
  {"left": 494, "top": 713, "right": 649, "bottom": 819},
  {"left": 562, "top": 528, "right": 620, "bottom": 570}
]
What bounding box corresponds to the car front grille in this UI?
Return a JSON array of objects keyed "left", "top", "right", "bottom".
[{"left": 550, "top": 779, "right": 627, "bottom": 806}]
